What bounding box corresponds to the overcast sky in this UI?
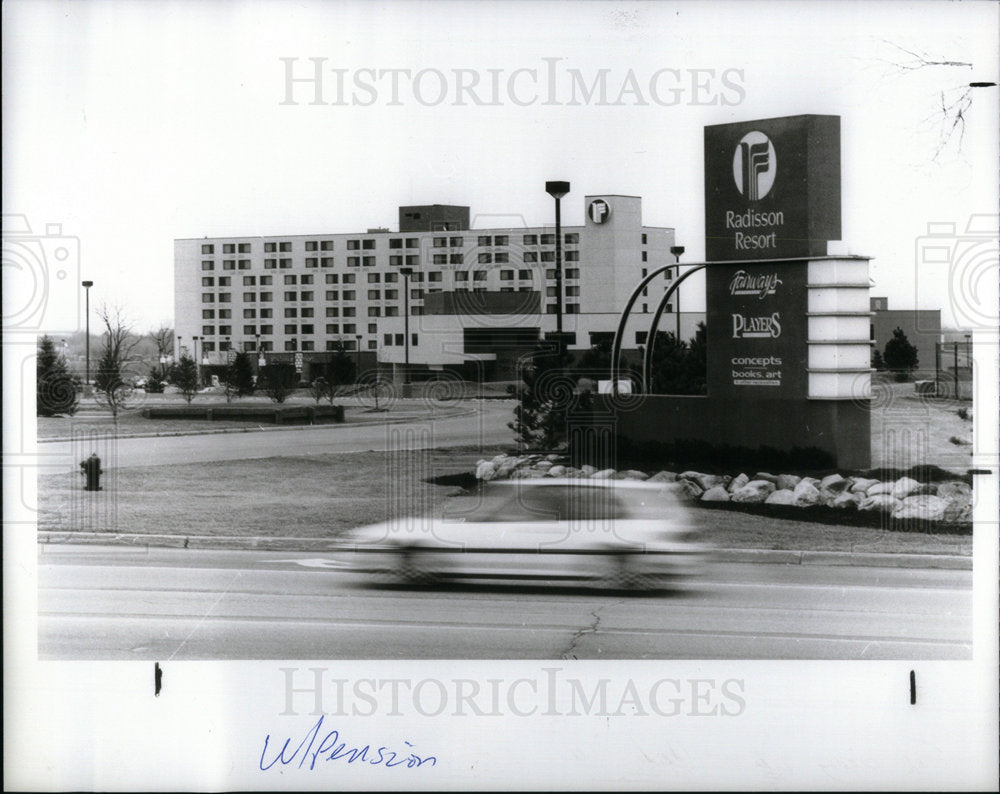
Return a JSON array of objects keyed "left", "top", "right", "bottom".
[{"left": 4, "top": 0, "right": 997, "bottom": 334}]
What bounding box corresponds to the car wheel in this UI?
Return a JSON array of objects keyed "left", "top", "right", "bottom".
[
  {"left": 397, "top": 545, "right": 436, "bottom": 586},
  {"left": 606, "top": 553, "right": 660, "bottom": 592}
]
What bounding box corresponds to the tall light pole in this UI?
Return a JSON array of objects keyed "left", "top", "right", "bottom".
[
  {"left": 355, "top": 334, "right": 362, "bottom": 387},
  {"left": 192, "top": 335, "right": 200, "bottom": 385},
  {"left": 81, "top": 280, "right": 93, "bottom": 388},
  {"left": 399, "top": 266, "right": 413, "bottom": 385},
  {"left": 669, "top": 245, "right": 685, "bottom": 340},
  {"left": 545, "top": 181, "right": 570, "bottom": 355}
]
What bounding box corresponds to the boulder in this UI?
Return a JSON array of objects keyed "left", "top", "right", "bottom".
[
  {"left": 792, "top": 480, "right": 822, "bottom": 507},
  {"left": 858, "top": 494, "right": 900, "bottom": 513},
  {"left": 727, "top": 473, "right": 750, "bottom": 493},
  {"left": 911, "top": 483, "right": 938, "bottom": 496},
  {"left": 491, "top": 454, "right": 508, "bottom": 466},
  {"left": 580, "top": 465, "right": 598, "bottom": 476},
  {"left": 850, "top": 477, "right": 879, "bottom": 494},
  {"left": 892, "top": 477, "right": 923, "bottom": 499},
  {"left": 545, "top": 453, "right": 563, "bottom": 462},
  {"left": 620, "top": 469, "right": 650, "bottom": 481},
  {"left": 866, "top": 481, "right": 895, "bottom": 497},
  {"left": 590, "top": 468, "right": 616, "bottom": 480},
  {"left": 731, "top": 480, "right": 776, "bottom": 503},
  {"left": 936, "top": 481, "right": 972, "bottom": 501},
  {"left": 776, "top": 474, "right": 802, "bottom": 491},
  {"left": 765, "top": 489, "right": 797, "bottom": 505},
  {"left": 647, "top": 471, "right": 677, "bottom": 483},
  {"left": 819, "top": 474, "right": 849, "bottom": 493},
  {"left": 535, "top": 460, "right": 554, "bottom": 471},
  {"left": 681, "top": 479, "right": 705, "bottom": 499},
  {"left": 892, "top": 495, "right": 948, "bottom": 522},
  {"left": 701, "top": 485, "right": 731, "bottom": 502},
  {"left": 547, "top": 465, "right": 566, "bottom": 477},
  {"left": 475, "top": 461, "right": 496, "bottom": 480},
  {"left": 800, "top": 477, "right": 821, "bottom": 488},
  {"left": 830, "top": 491, "right": 861, "bottom": 510},
  {"left": 752, "top": 472, "right": 780, "bottom": 484}
]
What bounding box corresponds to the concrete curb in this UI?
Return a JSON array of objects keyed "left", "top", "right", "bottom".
[
  {"left": 37, "top": 407, "right": 475, "bottom": 443},
  {"left": 36, "top": 532, "right": 972, "bottom": 569}
]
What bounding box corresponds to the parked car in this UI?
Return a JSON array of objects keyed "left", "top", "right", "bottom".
[{"left": 335, "top": 479, "right": 709, "bottom": 591}]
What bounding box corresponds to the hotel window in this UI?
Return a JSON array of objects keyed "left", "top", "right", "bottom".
[
  {"left": 494, "top": 235, "right": 509, "bottom": 246},
  {"left": 301, "top": 324, "right": 314, "bottom": 335},
  {"left": 541, "top": 233, "right": 555, "bottom": 245},
  {"left": 362, "top": 256, "right": 375, "bottom": 266},
  {"left": 301, "top": 341, "right": 315, "bottom": 351},
  {"left": 405, "top": 238, "right": 419, "bottom": 248},
  {"left": 389, "top": 238, "right": 403, "bottom": 249},
  {"left": 410, "top": 288, "right": 423, "bottom": 299},
  {"left": 201, "top": 260, "right": 214, "bottom": 271},
  {"left": 368, "top": 307, "right": 381, "bottom": 317},
  {"left": 450, "top": 236, "right": 463, "bottom": 247},
  {"left": 301, "top": 307, "right": 314, "bottom": 318},
  {"left": 383, "top": 333, "right": 393, "bottom": 345},
  {"left": 260, "top": 325, "right": 273, "bottom": 335},
  {"left": 201, "top": 244, "right": 214, "bottom": 254},
  {"left": 203, "top": 342, "right": 216, "bottom": 352},
  {"left": 524, "top": 252, "right": 538, "bottom": 263},
  {"left": 264, "top": 259, "right": 276, "bottom": 269},
  {"left": 566, "top": 268, "right": 580, "bottom": 279},
  {"left": 320, "top": 240, "right": 333, "bottom": 251},
  {"left": 326, "top": 324, "right": 340, "bottom": 334},
  {"left": 546, "top": 287, "right": 557, "bottom": 297},
  {"left": 410, "top": 272, "right": 423, "bottom": 282},
  {"left": 239, "top": 243, "right": 251, "bottom": 253},
  {"left": 450, "top": 253, "right": 463, "bottom": 264},
  {"left": 405, "top": 255, "right": 419, "bottom": 265},
  {"left": 284, "top": 275, "right": 297, "bottom": 285},
  {"left": 260, "top": 292, "right": 273, "bottom": 302},
  {"left": 202, "top": 294, "right": 215, "bottom": 303},
  {"left": 384, "top": 272, "right": 398, "bottom": 283},
  {"left": 367, "top": 340, "right": 377, "bottom": 350},
  {"left": 218, "top": 277, "right": 231, "bottom": 286},
  {"left": 279, "top": 242, "right": 291, "bottom": 252},
  {"left": 279, "top": 259, "right": 291, "bottom": 268},
  {"left": 223, "top": 260, "right": 236, "bottom": 270},
  {"left": 326, "top": 290, "right": 339, "bottom": 300},
  {"left": 395, "top": 334, "right": 404, "bottom": 346},
  {"left": 326, "top": 307, "right": 339, "bottom": 317},
  {"left": 305, "top": 241, "right": 318, "bottom": 251},
  {"left": 433, "top": 237, "right": 447, "bottom": 247},
  {"left": 545, "top": 269, "right": 556, "bottom": 279},
  {"left": 500, "top": 270, "right": 514, "bottom": 281},
  {"left": 244, "top": 341, "right": 257, "bottom": 352},
  {"left": 284, "top": 308, "right": 298, "bottom": 318},
  {"left": 411, "top": 333, "right": 418, "bottom": 347},
  {"left": 368, "top": 289, "right": 381, "bottom": 300},
  {"left": 284, "top": 291, "right": 296, "bottom": 301},
  {"left": 565, "top": 233, "right": 579, "bottom": 244},
  {"left": 202, "top": 325, "right": 214, "bottom": 335},
  {"left": 260, "top": 308, "right": 273, "bottom": 318},
  {"left": 566, "top": 286, "right": 580, "bottom": 296},
  {"left": 523, "top": 234, "right": 537, "bottom": 245},
  {"left": 243, "top": 292, "right": 256, "bottom": 302},
  {"left": 348, "top": 256, "right": 360, "bottom": 267},
  {"left": 343, "top": 323, "right": 356, "bottom": 334},
  {"left": 428, "top": 272, "right": 442, "bottom": 282},
  {"left": 367, "top": 272, "right": 380, "bottom": 283},
  {"left": 385, "top": 306, "right": 399, "bottom": 316},
  {"left": 325, "top": 274, "right": 338, "bottom": 284},
  {"left": 642, "top": 251, "right": 647, "bottom": 262},
  {"left": 566, "top": 304, "right": 580, "bottom": 314},
  {"left": 343, "top": 290, "right": 355, "bottom": 300},
  {"left": 284, "top": 340, "right": 297, "bottom": 351},
  {"left": 305, "top": 258, "right": 318, "bottom": 268},
  {"left": 321, "top": 257, "right": 334, "bottom": 267},
  {"left": 264, "top": 242, "right": 276, "bottom": 253},
  {"left": 541, "top": 251, "right": 554, "bottom": 262},
  {"left": 301, "top": 274, "right": 314, "bottom": 284},
  {"left": 495, "top": 252, "right": 509, "bottom": 263},
  {"left": 202, "top": 277, "right": 214, "bottom": 286},
  {"left": 362, "top": 239, "right": 375, "bottom": 250},
  {"left": 368, "top": 323, "right": 377, "bottom": 334},
  {"left": 565, "top": 251, "right": 579, "bottom": 261},
  {"left": 641, "top": 233, "right": 647, "bottom": 244},
  {"left": 478, "top": 235, "right": 491, "bottom": 246},
  {"left": 343, "top": 307, "right": 356, "bottom": 317},
  {"left": 390, "top": 255, "right": 403, "bottom": 266},
  {"left": 412, "top": 306, "right": 423, "bottom": 315},
  {"left": 243, "top": 309, "right": 256, "bottom": 318},
  {"left": 243, "top": 276, "right": 256, "bottom": 285},
  {"left": 223, "top": 244, "right": 235, "bottom": 254},
  {"left": 300, "top": 291, "right": 313, "bottom": 301},
  {"left": 385, "top": 289, "right": 398, "bottom": 300},
  {"left": 238, "top": 260, "right": 251, "bottom": 269},
  {"left": 219, "top": 309, "right": 231, "bottom": 318},
  {"left": 518, "top": 269, "right": 532, "bottom": 279},
  {"left": 343, "top": 273, "right": 356, "bottom": 284},
  {"left": 473, "top": 270, "right": 488, "bottom": 281},
  {"left": 347, "top": 240, "right": 360, "bottom": 250},
  {"left": 244, "top": 324, "right": 256, "bottom": 335},
  {"left": 455, "top": 271, "right": 469, "bottom": 282},
  {"left": 478, "top": 253, "right": 492, "bottom": 264},
  {"left": 202, "top": 309, "right": 215, "bottom": 319},
  {"left": 284, "top": 324, "right": 297, "bottom": 334},
  {"left": 433, "top": 254, "right": 447, "bottom": 264},
  {"left": 546, "top": 305, "right": 557, "bottom": 314},
  {"left": 260, "top": 275, "right": 273, "bottom": 285},
  {"left": 501, "top": 287, "right": 514, "bottom": 293}
]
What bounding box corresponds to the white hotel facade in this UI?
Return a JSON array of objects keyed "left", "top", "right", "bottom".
[{"left": 174, "top": 194, "right": 699, "bottom": 381}]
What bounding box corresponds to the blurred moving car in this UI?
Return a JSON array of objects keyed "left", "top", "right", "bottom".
[{"left": 336, "top": 479, "right": 708, "bottom": 591}]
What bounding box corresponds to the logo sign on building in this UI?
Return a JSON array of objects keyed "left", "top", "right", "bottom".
[
  {"left": 588, "top": 199, "right": 611, "bottom": 224},
  {"left": 706, "top": 261, "right": 808, "bottom": 398},
  {"left": 704, "top": 115, "right": 841, "bottom": 261}
]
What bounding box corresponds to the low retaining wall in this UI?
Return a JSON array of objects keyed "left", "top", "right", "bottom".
[{"left": 141, "top": 404, "right": 345, "bottom": 425}]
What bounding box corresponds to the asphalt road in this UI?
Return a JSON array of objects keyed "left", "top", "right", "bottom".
[
  {"left": 36, "top": 400, "right": 514, "bottom": 468},
  {"left": 38, "top": 545, "right": 972, "bottom": 660}
]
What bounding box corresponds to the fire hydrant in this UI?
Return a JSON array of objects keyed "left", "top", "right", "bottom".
[{"left": 80, "top": 453, "right": 103, "bottom": 491}]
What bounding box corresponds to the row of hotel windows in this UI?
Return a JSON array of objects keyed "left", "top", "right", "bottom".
[
  {"left": 200, "top": 269, "right": 581, "bottom": 289},
  {"left": 199, "top": 233, "right": 584, "bottom": 255},
  {"left": 199, "top": 250, "right": 584, "bottom": 271}
]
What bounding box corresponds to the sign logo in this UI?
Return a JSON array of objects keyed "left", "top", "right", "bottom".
[
  {"left": 588, "top": 199, "right": 610, "bottom": 224},
  {"left": 728, "top": 270, "right": 783, "bottom": 299},
  {"left": 732, "top": 312, "right": 782, "bottom": 339},
  {"left": 732, "top": 131, "right": 776, "bottom": 201}
]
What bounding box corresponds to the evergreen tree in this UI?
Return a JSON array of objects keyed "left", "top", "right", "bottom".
[
  {"left": 172, "top": 355, "right": 200, "bottom": 403},
  {"left": 883, "top": 327, "right": 919, "bottom": 380},
  {"left": 508, "top": 342, "right": 574, "bottom": 449},
  {"left": 37, "top": 335, "right": 79, "bottom": 416},
  {"left": 232, "top": 351, "right": 255, "bottom": 396},
  {"left": 325, "top": 343, "right": 356, "bottom": 401}
]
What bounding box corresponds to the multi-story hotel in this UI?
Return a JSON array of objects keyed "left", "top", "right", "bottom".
[{"left": 174, "top": 194, "right": 698, "bottom": 382}]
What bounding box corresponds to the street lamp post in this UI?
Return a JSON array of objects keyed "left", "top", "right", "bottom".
[
  {"left": 399, "top": 266, "right": 413, "bottom": 386},
  {"left": 355, "top": 334, "right": 362, "bottom": 387},
  {"left": 669, "top": 245, "right": 685, "bottom": 340},
  {"left": 192, "top": 336, "right": 200, "bottom": 385},
  {"left": 81, "top": 280, "right": 93, "bottom": 388},
  {"left": 545, "top": 181, "right": 570, "bottom": 355}
]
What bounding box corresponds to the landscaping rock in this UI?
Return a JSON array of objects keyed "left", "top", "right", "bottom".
[
  {"left": 866, "top": 481, "right": 894, "bottom": 497},
  {"left": 681, "top": 479, "right": 705, "bottom": 499},
  {"left": 647, "top": 471, "right": 677, "bottom": 483},
  {"left": 911, "top": 483, "right": 938, "bottom": 496},
  {"left": 731, "top": 480, "right": 776, "bottom": 503},
  {"left": 535, "top": 460, "right": 553, "bottom": 471},
  {"left": 850, "top": 477, "right": 879, "bottom": 494},
  {"left": 893, "top": 494, "right": 948, "bottom": 522},
  {"left": 820, "top": 474, "right": 849, "bottom": 493},
  {"left": 727, "top": 473, "right": 750, "bottom": 493},
  {"left": 792, "top": 480, "right": 822, "bottom": 507},
  {"left": 765, "top": 489, "right": 796, "bottom": 505},
  {"left": 620, "top": 469, "right": 650, "bottom": 481},
  {"left": 701, "top": 485, "right": 731, "bottom": 502},
  {"left": 547, "top": 465, "right": 566, "bottom": 477},
  {"left": 590, "top": 469, "right": 616, "bottom": 480},
  {"left": 830, "top": 491, "right": 861, "bottom": 510},
  {"left": 776, "top": 474, "right": 802, "bottom": 491},
  {"left": 475, "top": 461, "right": 496, "bottom": 480},
  {"left": 545, "top": 453, "right": 562, "bottom": 462},
  {"left": 491, "top": 454, "right": 507, "bottom": 466},
  {"left": 936, "top": 481, "right": 972, "bottom": 500},
  {"left": 580, "top": 465, "right": 598, "bottom": 476},
  {"left": 752, "top": 472, "right": 779, "bottom": 484},
  {"left": 892, "top": 477, "right": 923, "bottom": 499},
  {"left": 801, "top": 477, "right": 821, "bottom": 488},
  {"left": 858, "top": 494, "right": 900, "bottom": 513}
]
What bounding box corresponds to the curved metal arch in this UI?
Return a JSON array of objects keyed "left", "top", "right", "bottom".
[
  {"left": 642, "top": 264, "right": 707, "bottom": 393},
  {"left": 610, "top": 264, "right": 678, "bottom": 396}
]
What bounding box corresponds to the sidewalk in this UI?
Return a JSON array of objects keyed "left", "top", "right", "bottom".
[{"left": 35, "top": 530, "right": 972, "bottom": 569}]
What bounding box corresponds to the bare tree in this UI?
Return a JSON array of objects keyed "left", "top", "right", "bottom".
[{"left": 94, "top": 304, "right": 142, "bottom": 419}]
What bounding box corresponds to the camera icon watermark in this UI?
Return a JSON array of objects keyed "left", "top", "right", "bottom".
[
  {"left": 2, "top": 214, "right": 82, "bottom": 334},
  {"left": 914, "top": 215, "right": 999, "bottom": 334}
]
